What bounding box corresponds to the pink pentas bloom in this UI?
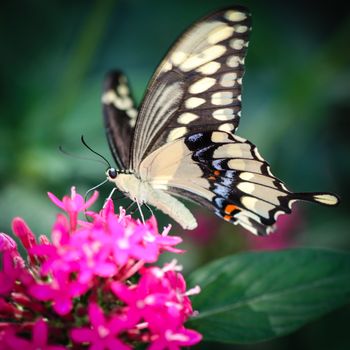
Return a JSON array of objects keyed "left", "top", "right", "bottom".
[
  {"left": 70, "top": 302, "right": 134, "bottom": 350},
  {"left": 1, "top": 319, "right": 67, "bottom": 350},
  {"left": 0, "top": 233, "right": 17, "bottom": 251},
  {"left": 29, "top": 270, "right": 88, "bottom": 315},
  {"left": 11, "top": 218, "right": 37, "bottom": 251},
  {"left": 0, "top": 251, "right": 24, "bottom": 296},
  {"left": 48, "top": 186, "right": 98, "bottom": 230},
  {"left": 148, "top": 327, "right": 203, "bottom": 350},
  {"left": 68, "top": 225, "right": 118, "bottom": 284},
  {"left": 79, "top": 199, "right": 183, "bottom": 274},
  {"left": 105, "top": 212, "right": 183, "bottom": 266},
  {"left": 0, "top": 235, "right": 27, "bottom": 297},
  {"left": 111, "top": 260, "right": 202, "bottom": 347},
  {"left": 0, "top": 187, "right": 201, "bottom": 349},
  {"left": 11, "top": 218, "right": 39, "bottom": 266}
]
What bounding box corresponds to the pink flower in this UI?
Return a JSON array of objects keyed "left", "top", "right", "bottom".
[
  {"left": 0, "top": 251, "right": 25, "bottom": 296},
  {"left": 70, "top": 302, "right": 133, "bottom": 350},
  {"left": 29, "top": 271, "right": 87, "bottom": 315},
  {"left": 11, "top": 218, "right": 37, "bottom": 251},
  {"left": 0, "top": 187, "right": 201, "bottom": 349},
  {"left": 48, "top": 186, "right": 98, "bottom": 230},
  {"left": 11, "top": 218, "right": 39, "bottom": 266},
  {"left": 0, "top": 233, "right": 17, "bottom": 251},
  {"left": 106, "top": 213, "right": 163, "bottom": 265},
  {"left": 0, "top": 297, "right": 18, "bottom": 317},
  {"left": 144, "top": 217, "right": 184, "bottom": 254},
  {"left": 111, "top": 261, "right": 201, "bottom": 348},
  {"left": 68, "top": 226, "right": 118, "bottom": 284},
  {"left": 149, "top": 327, "right": 203, "bottom": 350},
  {"left": 1, "top": 319, "right": 67, "bottom": 350},
  {"left": 51, "top": 214, "right": 71, "bottom": 246}
]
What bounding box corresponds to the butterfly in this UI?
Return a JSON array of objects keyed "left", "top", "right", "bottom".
[{"left": 101, "top": 6, "right": 339, "bottom": 236}]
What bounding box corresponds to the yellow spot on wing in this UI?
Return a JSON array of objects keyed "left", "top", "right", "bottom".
[
  {"left": 196, "top": 61, "right": 221, "bottom": 75},
  {"left": 225, "top": 10, "right": 247, "bottom": 22},
  {"left": 185, "top": 97, "right": 206, "bottom": 108},
  {"left": 313, "top": 194, "right": 339, "bottom": 206},
  {"left": 167, "top": 127, "right": 187, "bottom": 141},
  {"left": 207, "top": 25, "right": 234, "bottom": 44},
  {"left": 177, "top": 112, "right": 199, "bottom": 125},
  {"left": 189, "top": 77, "right": 216, "bottom": 94},
  {"left": 212, "top": 108, "right": 234, "bottom": 121}
]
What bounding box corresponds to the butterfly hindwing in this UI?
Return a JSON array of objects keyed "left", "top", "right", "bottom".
[
  {"left": 184, "top": 131, "right": 293, "bottom": 235},
  {"left": 131, "top": 7, "right": 252, "bottom": 168},
  {"left": 139, "top": 130, "right": 338, "bottom": 235},
  {"left": 102, "top": 70, "right": 138, "bottom": 169}
]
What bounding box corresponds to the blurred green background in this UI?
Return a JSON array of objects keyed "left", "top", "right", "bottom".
[{"left": 0, "top": 0, "right": 349, "bottom": 348}]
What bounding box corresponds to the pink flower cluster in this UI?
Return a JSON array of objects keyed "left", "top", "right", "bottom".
[{"left": 0, "top": 187, "right": 201, "bottom": 349}]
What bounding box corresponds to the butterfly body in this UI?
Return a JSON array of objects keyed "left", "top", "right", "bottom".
[
  {"left": 102, "top": 6, "right": 339, "bottom": 235},
  {"left": 107, "top": 171, "right": 197, "bottom": 229}
]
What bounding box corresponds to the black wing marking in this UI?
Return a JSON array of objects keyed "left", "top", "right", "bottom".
[
  {"left": 132, "top": 6, "right": 251, "bottom": 168},
  {"left": 140, "top": 130, "right": 339, "bottom": 236},
  {"left": 102, "top": 70, "right": 138, "bottom": 169}
]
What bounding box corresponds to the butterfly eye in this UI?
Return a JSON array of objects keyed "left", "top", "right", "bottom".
[{"left": 107, "top": 168, "right": 118, "bottom": 179}]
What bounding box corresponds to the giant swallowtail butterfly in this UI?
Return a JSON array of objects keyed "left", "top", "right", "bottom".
[{"left": 102, "top": 6, "right": 339, "bottom": 235}]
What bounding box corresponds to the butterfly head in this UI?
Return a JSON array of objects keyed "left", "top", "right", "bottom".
[
  {"left": 105, "top": 167, "right": 140, "bottom": 201},
  {"left": 106, "top": 167, "right": 118, "bottom": 180},
  {"left": 106, "top": 167, "right": 134, "bottom": 182}
]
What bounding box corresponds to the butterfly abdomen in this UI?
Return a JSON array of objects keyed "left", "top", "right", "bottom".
[{"left": 110, "top": 172, "right": 198, "bottom": 229}]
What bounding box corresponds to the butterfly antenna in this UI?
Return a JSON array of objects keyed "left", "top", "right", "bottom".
[
  {"left": 58, "top": 145, "right": 107, "bottom": 165},
  {"left": 81, "top": 135, "right": 112, "bottom": 168},
  {"left": 84, "top": 179, "right": 108, "bottom": 209},
  {"left": 85, "top": 179, "right": 109, "bottom": 199}
]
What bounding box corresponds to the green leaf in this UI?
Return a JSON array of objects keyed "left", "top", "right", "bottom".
[{"left": 187, "top": 249, "right": 350, "bottom": 343}]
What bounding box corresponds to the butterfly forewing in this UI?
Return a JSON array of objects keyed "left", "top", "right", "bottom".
[
  {"left": 102, "top": 70, "right": 138, "bottom": 169},
  {"left": 131, "top": 7, "right": 251, "bottom": 169}
]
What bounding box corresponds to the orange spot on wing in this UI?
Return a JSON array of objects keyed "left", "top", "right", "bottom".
[
  {"left": 225, "top": 204, "right": 239, "bottom": 214},
  {"left": 214, "top": 170, "right": 220, "bottom": 176},
  {"left": 224, "top": 214, "right": 231, "bottom": 221}
]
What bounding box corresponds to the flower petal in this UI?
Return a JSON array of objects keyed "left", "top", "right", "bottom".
[
  {"left": 83, "top": 190, "right": 99, "bottom": 210},
  {"left": 107, "top": 338, "right": 132, "bottom": 350},
  {"left": 0, "top": 233, "right": 17, "bottom": 251},
  {"left": 32, "top": 318, "right": 48, "bottom": 346},
  {"left": 48, "top": 192, "right": 65, "bottom": 210},
  {"left": 70, "top": 328, "right": 94, "bottom": 343},
  {"left": 88, "top": 303, "right": 106, "bottom": 328},
  {"left": 11, "top": 217, "right": 36, "bottom": 250}
]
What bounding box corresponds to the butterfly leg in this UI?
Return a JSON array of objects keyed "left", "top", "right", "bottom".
[
  {"left": 126, "top": 200, "right": 137, "bottom": 212},
  {"left": 135, "top": 199, "right": 146, "bottom": 224},
  {"left": 144, "top": 203, "right": 154, "bottom": 217}
]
